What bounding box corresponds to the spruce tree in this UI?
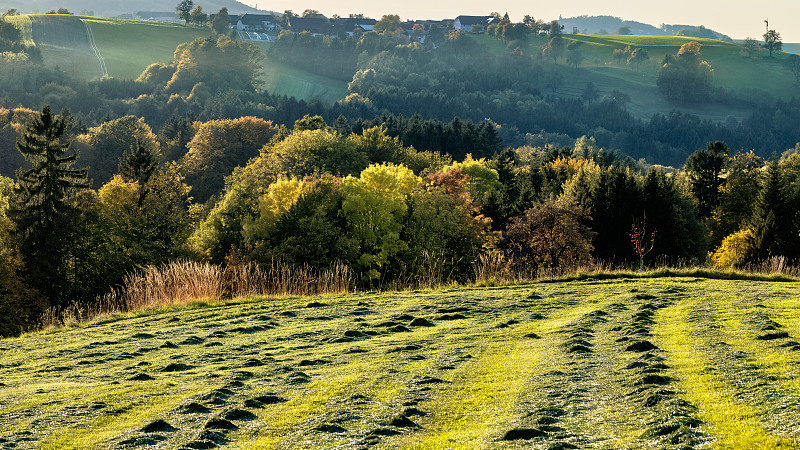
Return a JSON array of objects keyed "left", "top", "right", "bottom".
[
  {"left": 118, "top": 138, "right": 158, "bottom": 206},
  {"left": 751, "top": 159, "right": 789, "bottom": 260},
  {"left": 10, "top": 105, "right": 88, "bottom": 305}
]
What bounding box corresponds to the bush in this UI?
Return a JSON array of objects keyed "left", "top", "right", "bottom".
[{"left": 712, "top": 228, "right": 755, "bottom": 268}]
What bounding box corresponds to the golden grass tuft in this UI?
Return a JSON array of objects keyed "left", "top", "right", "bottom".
[{"left": 41, "top": 260, "right": 353, "bottom": 329}]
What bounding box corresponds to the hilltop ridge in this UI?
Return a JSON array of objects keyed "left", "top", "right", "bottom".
[
  {"left": 0, "top": 0, "right": 264, "bottom": 17},
  {"left": 558, "top": 15, "right": 732, "bottom": 40}
]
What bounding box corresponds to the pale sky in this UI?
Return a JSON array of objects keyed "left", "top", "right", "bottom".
[{"left": 240, "top": 0, "right": 800, "bottom": 42}]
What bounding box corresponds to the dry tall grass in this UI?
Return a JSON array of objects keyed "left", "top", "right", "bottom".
[
  {"left": 39, "top": 255, "right": 800, "bottom": 331},
  {"left": 41, "top": 260, "right": 353, "bottom": 329}
]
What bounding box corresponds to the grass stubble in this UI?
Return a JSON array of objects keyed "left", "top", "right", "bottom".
[{"left": 1, "top": 278, "right": 800, "bottom": 448}]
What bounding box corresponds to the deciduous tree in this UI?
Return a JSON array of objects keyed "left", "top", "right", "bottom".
[
  {"left": 210, "top": 7, "right": 230, "bottom": 35},
  {"left": 763, "top": 29, "right": 782, "bottom": 57},
  {"left": 341, "top": 163, "right": 420, "bottom": 281},
  {"left": 627, "top": 47, "right": 649, "bottom": 70},
  {"left": 374, "top": 14, "right": 401, "bottom": 34},
  {"left": 181, "top": 116, "right": 278, "bottom": 202},
  {"left": 741, "top": 37, "right": 759, "bottom": 58},
  {"left": 504, "top": 197, "right": 595, "bottom": 276},
  {"left": 629, "top": 214, "right": 655, "bottom": 272},
  {"left": 190, "top": 6, "right": 207, "bottom": 25},
  {"left": 657, "top": 41, "right": 713, "bottom": 104},
  {"left": 176, "top": 0, "right": 193, "bottom": 23}
]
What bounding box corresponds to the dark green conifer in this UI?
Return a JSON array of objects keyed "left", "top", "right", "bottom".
[{"left": 10, "top": 105, "right": 88, "bottom": 305}]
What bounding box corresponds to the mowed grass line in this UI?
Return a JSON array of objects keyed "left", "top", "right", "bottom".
[
  {"left": 654, "top": 294, "right": 799, "bottom": 448},
  {"left": 24, "top": 15, "right": 102, "bottom": 80},
  {"left": 401, "top": 294, "right": 609, "bottom": 449},
  {"left": 237, "top": 362, "right": 400, "bottom": 449},
  {"left": 38, "top": 383, "right": 207, "bottom": 449},
  {"left": 4, "top": 14, "right": 33, "bottom": 46},
  {"left": 698, "top": 283, "right": 800, "bottom": 441},
  {"left": 5, "top": 279, "right": 800, "bottom": 448},
  {"left": 401, "top": 340, "right": 541, "bottom": 448}
]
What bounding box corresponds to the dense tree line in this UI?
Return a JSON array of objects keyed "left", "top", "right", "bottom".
[
  {"left": 265, "top": 28, "right": 800, "bottom": 166},
  {"left": 3, "top": 23, "right": 800, "bottom": 336},
  {"left": 3, "top": 107, "right": 800, "bottom": 336},
  {"left": 0, "top": 28, "right": 798, "bottom": 172}
]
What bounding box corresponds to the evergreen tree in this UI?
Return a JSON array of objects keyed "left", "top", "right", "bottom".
[
  {"left": 751, "top": 159, "right": 793, "bottom": 260},
  {"left": 119, "top": 138, "right": 158, "bottom": 186},
  {"left": 685, "top": 141, "right": 728, "bottom": 219},
  {"left": 118, "top": 138, "right": 159, "bottom": 206},
  {"left": 334, "top": 115, "right": 352, "bottom": 135},
  {"left": 9, "top": 105, "right": 88, "bottom": 305}
]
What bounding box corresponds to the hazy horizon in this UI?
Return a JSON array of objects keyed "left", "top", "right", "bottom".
[{"left": 239, "top": 0, "right": 800, "bottom": 42}]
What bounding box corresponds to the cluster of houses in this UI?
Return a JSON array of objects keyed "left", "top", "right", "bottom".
[
  {"left": 126, "top": 10, "right": 503, "bottom": 37},
  {"left": 229, "top": 13, "right": 504, "bottom": 37}
]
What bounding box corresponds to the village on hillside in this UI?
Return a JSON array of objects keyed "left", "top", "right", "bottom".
[{"left": 119, "top": 9, "right": 519, "bottom": 42}]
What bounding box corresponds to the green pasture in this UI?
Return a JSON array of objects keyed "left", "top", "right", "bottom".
[
  {"left": 1, "top": 276, "right": 799, "bottom": 448},
  {"left": 3, "top": 15, "right": 347, "bottom": 103},
  {"left": 473, "top": 33, "right": 800, "bottom": 121},
  {"left": 250, "top": 42, "right": 348, "bottom": 104},
  {"left": 83, "top": 17, "right": 209, "bottom": 79}
]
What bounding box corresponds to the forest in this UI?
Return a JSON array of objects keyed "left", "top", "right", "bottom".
[{"left": 1, "top": 13, "right": 800, "bottom": 336}]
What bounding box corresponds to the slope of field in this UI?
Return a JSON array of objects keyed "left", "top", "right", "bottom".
[
  {"left": 0, "top": 0, "right": 263, "bottom": 18},
  {"left": 4, "top": 15, "right": 347, "bottom": 103},
  {"left": 474, "top": 34, "right": 799, "bottom": 122},
  {"left": 784, "top": 43, "right": 800, "bottom": 55},
  {"left": 1, "top": 277, "right": 799, "bottom": 449},
  {"left": 250, "top": 42, "right": 349, "bottom": 104},
  {"left": 6, "top": 14, "right": 104, "bottom": 80},
  {"left": 5, "top": 15, "right": 209, "bottom": 80},
  {"left": 82, "top": 18, "right": 210, "bottom": 80}
]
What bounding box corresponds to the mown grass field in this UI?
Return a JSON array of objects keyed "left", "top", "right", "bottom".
[
  {"left": 1, "top": 276, "right": 799, "bottom": 449},
  {"left": 5, "top": 15, "right": 209, "bottom": 80}
]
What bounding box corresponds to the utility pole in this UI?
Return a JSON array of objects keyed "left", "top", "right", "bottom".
[{"left": 765, "top": 19, "right": 769, "bottom": 32}]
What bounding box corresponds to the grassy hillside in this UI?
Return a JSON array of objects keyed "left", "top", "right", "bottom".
[
  {"left": 0, "top": 0, "right": 262, "bottom": 17},
  {"left": 250, "top": 41, "right": 349, "bottom": 104},
  {"left": 474, "top": 34, "right": 800, "bottom": 121},
  {"left": 4, "top": 15, "right": 347, "bottom": 103},
  {"left": 2, "top": 277, "right": 800, "bottom": 448},
  {"left": 6, "top": 14, "right": 209, "bottom": 80},
  {"left": 83, "top": 18, "right": 210, "bottom": 79},
  {"left": 784, "top": 43, "right": 800, "bottom": 55}
]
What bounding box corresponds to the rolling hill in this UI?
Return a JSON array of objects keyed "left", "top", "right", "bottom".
[
  {"left": 474, "top": 33, "right": 800, "bottom": 122},
  {"left": 0, "top": 0, "right": 263, "bottom": 17},
  {"left": 784, "top": 43, "right": 800, "bottom": 55},
  {"left": 3, "top": 14, "right": 798, "bottom": 119},
  {"left": 4, "top": 14, "right": 347, "bottom": 103},
  {"left": 558, "top": 15, "right": 731, "bottom": 40},
  {"left": 1, "top": 276, "right": 799, "bottom": 448}
]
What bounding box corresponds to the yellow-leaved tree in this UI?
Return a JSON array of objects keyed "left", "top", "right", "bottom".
[
  {"left": 712, "top": 228, "right": 756, "bottom": 268},
  {"left": 341, "top": 163, "right": 420, "bottom": 280},
  {"left": 181, "top": 116, "right": 278, "bottom": 202},
  {"left": 243, "top": 178, "right": 311, "bottom": 244}
]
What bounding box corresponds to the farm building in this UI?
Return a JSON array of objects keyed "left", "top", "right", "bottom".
[{"left": 236, "top": 14, "right": 279, "bottom": 31}]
